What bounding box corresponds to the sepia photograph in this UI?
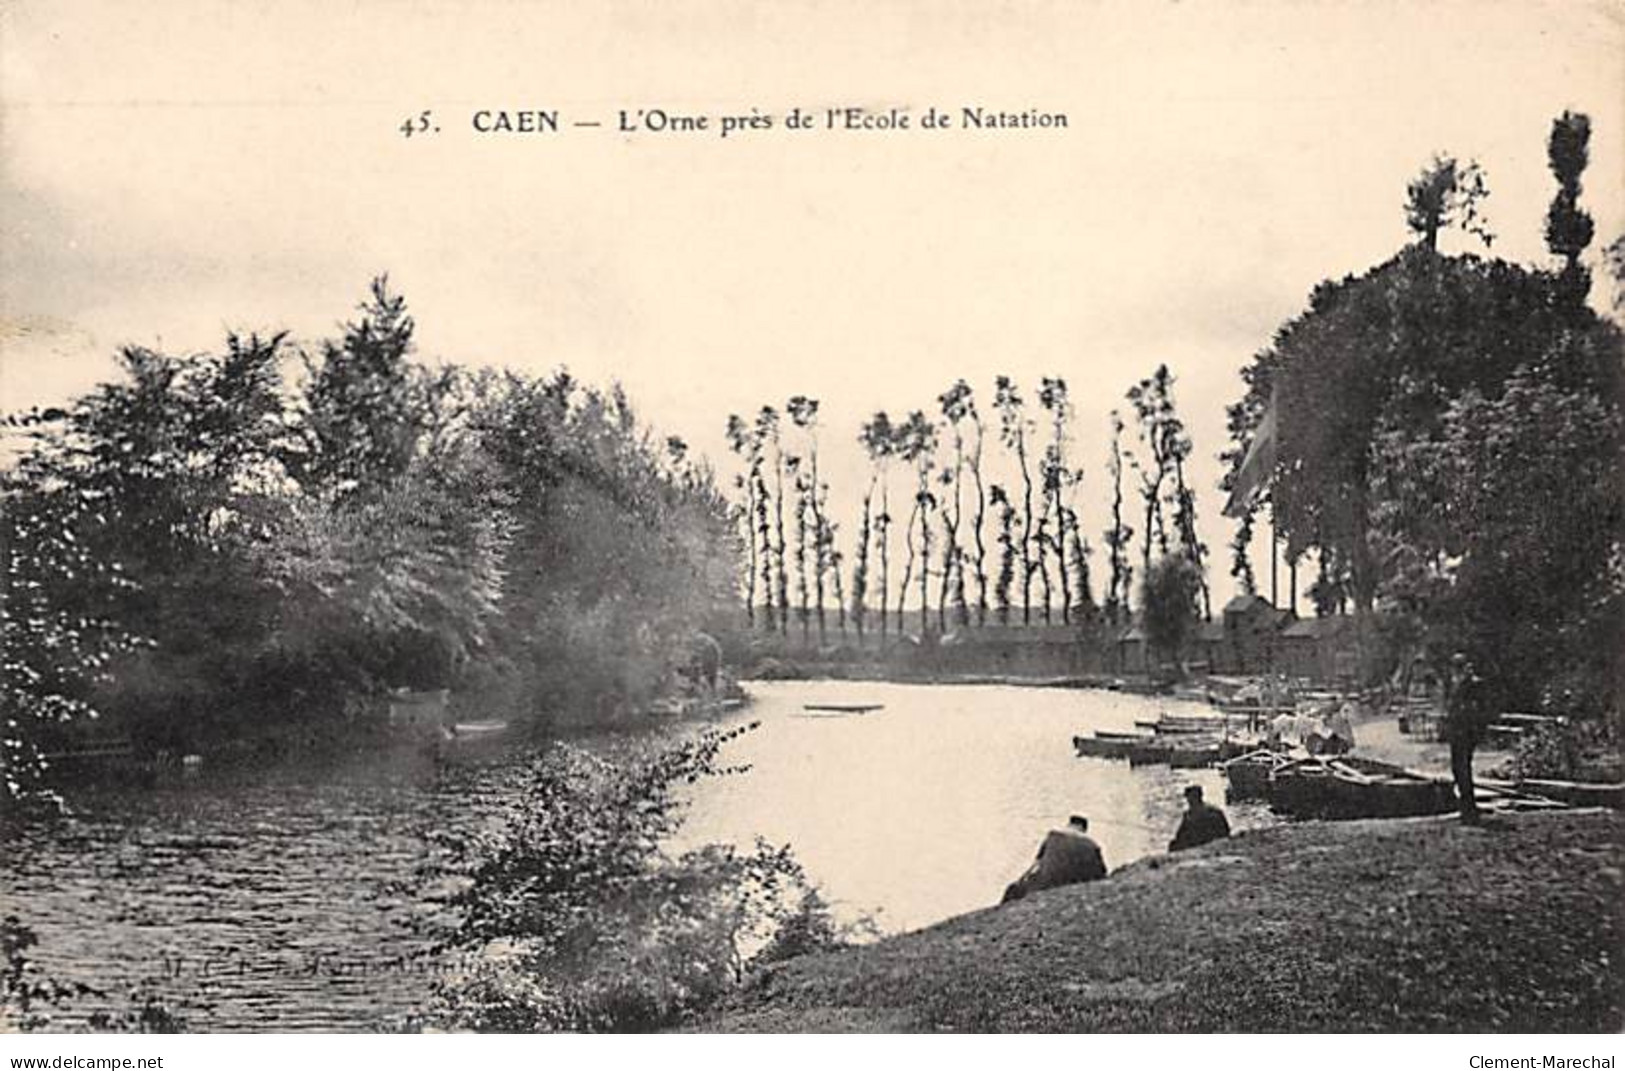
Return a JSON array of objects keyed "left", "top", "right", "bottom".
[{"left": 2, "top": 0, "right": 1622, "bottom": 1051}]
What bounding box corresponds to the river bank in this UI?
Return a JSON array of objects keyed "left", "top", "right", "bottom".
[{"left": 700, "top": 808, "right": 1624, "bottom": 1032}]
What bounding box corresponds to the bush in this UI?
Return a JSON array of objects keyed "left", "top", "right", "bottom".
[
  {"left": 1506, "top": 718, "right": 1622, "bottom": 783},
  {"left": 429, "top": 723, "right": 843, "bottom": 1031}
]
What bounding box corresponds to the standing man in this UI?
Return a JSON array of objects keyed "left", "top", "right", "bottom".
[
  {"left": 1442, "top": 653, "right": 1490, "bottom": 824},
  {"left": 1001, "top": 815, "right": 1107, "bottom": 903},
  {"left": 1169, "top": 785, "right": 1231, "bottom": 852}
]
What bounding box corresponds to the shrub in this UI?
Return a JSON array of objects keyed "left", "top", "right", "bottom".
[{"left": 429, "top": 723, "right": 842, "bottom": 1031}]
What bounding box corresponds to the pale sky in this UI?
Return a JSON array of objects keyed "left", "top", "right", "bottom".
[{"left": 3, "top": 0, "right": 1622, "bottom": 611}]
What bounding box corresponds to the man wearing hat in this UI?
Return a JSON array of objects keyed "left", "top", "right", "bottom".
[
  {"left": 1001, "top": 815, "right": 1107, "bottom": 903},
  {"left": 1169, "top": 785, "right": 1231, "bottom": 852}
]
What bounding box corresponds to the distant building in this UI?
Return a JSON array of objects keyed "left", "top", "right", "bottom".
[
  {"left": 1221, "top": 594, "right": 1292, "bottom": 673},
  {"left": 1111, "top": 598, "right": 1363, "bottom": 681},
  {"left": 1278, "top": 615, "right": 1359, "bottom": 683}
]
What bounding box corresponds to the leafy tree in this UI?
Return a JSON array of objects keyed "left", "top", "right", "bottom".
[
  {"left": 1065, "top": 503, "right": 1095, "bottom": 625},
  {"left": 938, "top": 381, "right": 975, "bottom": 629},
  {"left": 1038, "top": 377, "right": 1075, "bottom": 624},
  {"left": 1404, "top": 154, "right": 1493, "bottom": 252},
  {"left": 1140, "top": 555, "right": 1202, "bottom": 678},
  {"left": 1545, "top": 110, "right": 1595, "bottom": 298},
  {"left": 1230, "top": 115, "right": 1619, "bottom": 704},
  {"left": 892, "top": 412, "right": 938, "bottom": 634},
  {"left": 4, "top": 336, "right": 322, "bottom": 754},
  {"left": 992, "top": 377, "right": 1035, "bottom": 624},
  {"left": 1228, "top": 506, "right": 1258, "bottom": 598},
  {"left": 1261, "top": 249, "right": 1575, "bottom": 634},
  {"left": 991, "top": 484, "right": 1016, "bottom": 625},
  {"left": 787, "top": 452, "right": 810, "bottom": 643},
  {"left": 855, "top": 412, "right": 896, "bottom": 642},
  {"left": 755, "top": 407, "right": 790, "bottom": 636},
  {"left": 298, "top": 276, "right": 424, "bottom": 495},
  {"left": 468, "top": 370, "right": 735, "bottom": 723},
  {"left": 1, "top": 437, "right": 145, "bottom": 813},
  {"left": 1102, "top": 409, "right": 1134, "bottom": 623},
  {"left": 724, "top": 415, "right": 763, "bottom": 629},
  {"left": 1372, "top": 350, "right": 1623, "bottom": 816},
  {"left": 963, "top": 388, "right": 990, "bottom": 625},
  {"left": 1127, "top": 365, "right": 1180, "bottom": 590},
  {"left": 787, "top": 396, "right": 827, "bottom": 643}
]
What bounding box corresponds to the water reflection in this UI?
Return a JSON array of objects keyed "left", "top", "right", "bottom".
[
  {"left": 675, "top": 680, "right": 1272, "bottom": 934},
  {"left": 2, "top": 681, "right": 1271, "bottom": 1030}
]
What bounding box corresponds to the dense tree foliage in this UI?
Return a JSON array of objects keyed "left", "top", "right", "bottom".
[
  {"left": 1140, "top": 554, "right": 1202, "bottom": 676},
  {"left": 1222, "top": 114, "right": 1623, "bottom": 808},
  {"left": 2, "top": 281, "right": 737, "bottom": 809}
]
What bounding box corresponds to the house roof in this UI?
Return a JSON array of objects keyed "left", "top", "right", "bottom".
[
  {"left": 1221, "top": 593, "right": 1277, "bottom": 616},
  {"left": 1280, "top": 614, "right": 1354, "bottom": 639}
]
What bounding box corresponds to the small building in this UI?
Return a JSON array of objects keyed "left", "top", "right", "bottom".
[
  {"left": 1190, "top": 619, "right": 1229, "bottom": 674},
  {"left": 1221, "top": 594, "right": 1292, "bottom": 674},
  {"left": 1115, "top": 624, "right": 1148, "bottom": 675},
  {"left": 1278, "top": 615, "right": 1358, "bottom": 682}
]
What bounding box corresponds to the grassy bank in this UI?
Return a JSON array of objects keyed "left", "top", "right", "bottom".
[{"left": 701, "top": 810, "right": 1623, "bottom": 1032}]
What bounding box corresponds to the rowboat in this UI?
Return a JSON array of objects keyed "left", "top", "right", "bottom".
[
  {"left": 1266, "top": 755, "right": 1455, "bottom": 819},
  {"left": 1220, "top": 748, "right": 1289, "bottom": 800},
  {"left": 450, "top": 719, "right": 509, "bottom": 737},
  {"left": 1133, "top": 719, "right": 1213, "bottom": 736},
  {"left": 800, "top": 703, "right": 884, "bottom": 715},
  {"left": 1073, "top": 731, "right": 1152, "bottom": 759},
  {"left": 1167, "top": 741, "right": 1224, "bottom": 768},
  {"left": 1127, "top": 740, "right": 1174, "bottom": 766}
]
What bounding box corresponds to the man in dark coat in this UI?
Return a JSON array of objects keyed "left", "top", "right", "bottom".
[
  {"left": 1002, "top": 815, "right": 1107, "bottom": 903},
  {"left": 1169, "top": 785, "right": 1230, "bottom": 852},
  {"left": 1442, "top": 653, "right": 1492, "bottom": 824}
]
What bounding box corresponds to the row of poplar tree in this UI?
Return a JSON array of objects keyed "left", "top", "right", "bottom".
[{"left": 724, "top": 366, "right": 1212, "bottom": 645}]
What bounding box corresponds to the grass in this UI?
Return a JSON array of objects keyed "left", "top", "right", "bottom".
[{"left": 698, "top": 809, "right": 1624, "bottom": 1032}]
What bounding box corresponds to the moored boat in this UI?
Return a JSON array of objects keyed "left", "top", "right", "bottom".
[
  {"left": 1267, "top": 755, "right": 1455, "bottom": 819},
  {"left": 1127, "top": 740, "right": 1174, "bottom": 766},
  {"left": 1221, "top": 748, "right": 1288, "bottom": 801},
  {"left": 1167, "top": 741, "right": 1224, "bottom": 768},
  {"left": 802, "top": 703, "right": 884, "bottom": 714},
  {"left": 1073, "top": 731, "right": 1153, "bottom": 759}
]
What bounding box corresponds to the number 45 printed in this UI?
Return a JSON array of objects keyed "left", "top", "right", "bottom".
[{"left": 400, "top": 110, "right": 438, "bottom": 137}]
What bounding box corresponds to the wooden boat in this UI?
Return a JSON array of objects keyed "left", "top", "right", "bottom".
[
  {"left": 1220, "top": 748, "right": 1288, "bottom": 801},
  {"left": 1073, "top": 731, "right": 1151, "bottom": 760},
  {"left": 1167, "top": 741, "right": 1224, "bottom": 768},
  {"left": 1127, "top": 740, "right": 1174, "bottom": 766},
  {"left": 449, "top": 719, "right": 509, "bottom": 738},
  {"left": 1510, "top": 778, "right": 1625, "bottom": 809},
  {"left": 1133, "top": 718, "right": 1212, "bottom": 736},
  {"left": 1073, "top": 734, "right": 1117, "bottom": 758},
  {"left": 800, "top": 703, "right": 884, "bottom": 715},
  {"left": 1267, "top": 755, "right": 1455, "bottom": 819}
]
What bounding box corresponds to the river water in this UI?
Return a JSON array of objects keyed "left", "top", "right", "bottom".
[{"left": 2, "top": 680, "right": 1271, "bottom": 1031}]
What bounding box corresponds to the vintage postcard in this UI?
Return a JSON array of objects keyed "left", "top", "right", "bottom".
[{"left": 2, "top": 0, "right": 1621, "bottom": 1051}]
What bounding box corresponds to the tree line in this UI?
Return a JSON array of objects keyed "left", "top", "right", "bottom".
[
  {"left": 1220, "top": 111, "right": 1622, "bottom": 815},
  {"left": 724, "top": 367, "right": 1211, "bottom": 645},
  {"left": 2, "top": 279, "right": 738, "bottom": 810}
]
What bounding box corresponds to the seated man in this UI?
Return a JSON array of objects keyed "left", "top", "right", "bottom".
[
  {"left": 1169, "top": 785, "right": 1231, "bottom": 852},
  {"left": 1002, "top": 815, "right": 1107, "bottom": 903}
]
